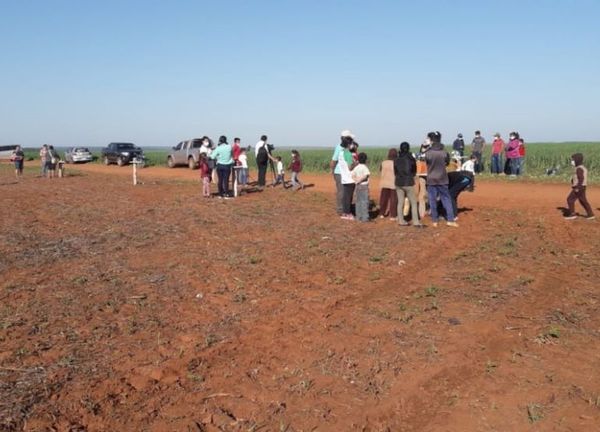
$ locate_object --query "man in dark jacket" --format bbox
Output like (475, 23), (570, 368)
(425, 132), (458, 227)
(453, 133), (465, 157)
(438, 170), (474, 219)
(393, 142), (421, 227)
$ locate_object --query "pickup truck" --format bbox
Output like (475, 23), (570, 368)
(101, 142), (145, 166)
(166, 138), (205, 169)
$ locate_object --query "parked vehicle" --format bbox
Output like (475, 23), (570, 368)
(101, 142), (144, 166)
(0, 145), (18, 160)
(167, 138), (205, 169)
(64, 147), (93, 163)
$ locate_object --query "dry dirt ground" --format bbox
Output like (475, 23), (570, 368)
(1, 163), (600, 432)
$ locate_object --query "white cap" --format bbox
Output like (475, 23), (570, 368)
(340, 130), (355, 139)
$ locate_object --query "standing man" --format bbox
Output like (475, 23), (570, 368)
(331, 130), (355, 215)
(490, 133), (505, 175)
(425, 131), (458, 227)
(471, 130), (486, 174)
(255, 135), (274, 188)
(452, 133), (465, 158)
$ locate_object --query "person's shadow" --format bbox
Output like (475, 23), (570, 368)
(556, 206), (569, 217)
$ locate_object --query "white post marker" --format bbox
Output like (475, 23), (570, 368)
(233, 165), (243, 197)
(132, 157), (144, 185)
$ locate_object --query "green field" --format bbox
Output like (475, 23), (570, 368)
(21, 142), (599, 182)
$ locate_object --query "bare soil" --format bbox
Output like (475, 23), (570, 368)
(1, 163), (600, 431)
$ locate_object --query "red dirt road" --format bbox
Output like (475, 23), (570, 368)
(1, 164), (599, 431)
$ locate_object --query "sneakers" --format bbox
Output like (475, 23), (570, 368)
(446, 221), (459, 228)
(340, 214), (354, 220)
(586, 215), (596, 220)
(564, 215), (577, 220)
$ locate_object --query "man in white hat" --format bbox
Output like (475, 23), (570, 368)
(330, 130), (355, 215)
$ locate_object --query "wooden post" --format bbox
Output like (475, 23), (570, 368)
(133, 160), (137, 185)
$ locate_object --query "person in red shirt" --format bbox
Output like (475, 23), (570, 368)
(491, 133), (505, 175)
(288, 150), (304, 190)
(230, 137), (242, 190)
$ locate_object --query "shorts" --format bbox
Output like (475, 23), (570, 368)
(15, 160), (24, 171)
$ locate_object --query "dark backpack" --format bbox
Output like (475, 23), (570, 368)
(256, 145), (268, 164)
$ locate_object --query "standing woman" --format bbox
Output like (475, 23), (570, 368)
(415, 141), (430, 218)
(338, 136), (356, 220)
(394, 142), (421, 227)
(39, 144), (49, 177)
(11, 145), (25, 179)
(505, 132), (521, 176)
(211, 135), (233, 198)
(378, 148), (398, 219)
(47, 145), (59, 178)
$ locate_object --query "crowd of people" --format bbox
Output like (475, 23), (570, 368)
(330, 129), (594, 224)
(197, 134), (305, 199)
(330, 130), (470, 226)
(452, 130), (527, 176)
(7, 132), (594, 222)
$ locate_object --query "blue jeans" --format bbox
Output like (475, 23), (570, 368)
(355, 184), (369, 222)
(510, 158), (522, 175)
(428, 184), (455, 222)
(491, 154), (503, 174)
(217, 164), (231, 196)
(237, 168), (248, 185)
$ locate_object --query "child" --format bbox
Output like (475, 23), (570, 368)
(273, 156), (285, 186)
(237, 148), (248, 188)
(351, 152), (370, 222)
(461, 155), (476, 173)
(199, 153), (211, 198)
(288, 150), (304, 190)
(564, 153), (595, 220)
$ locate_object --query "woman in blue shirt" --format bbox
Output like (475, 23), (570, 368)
(211, 136), (233, 198)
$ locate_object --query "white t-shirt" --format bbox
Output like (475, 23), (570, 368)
(461, 160), (475, 173)
(255, 140), (266, 157)
(276, 161), (284, 175)
(338, 152), (354, 184)
(238, 153), (248, 168)
(351, 163), (370, 185)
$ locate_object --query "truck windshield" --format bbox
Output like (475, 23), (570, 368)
(117, 144), (135, 149)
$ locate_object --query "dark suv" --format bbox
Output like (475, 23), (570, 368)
(101, 142), (144, 166)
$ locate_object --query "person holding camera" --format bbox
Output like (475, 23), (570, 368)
(254, 135), (275, 187)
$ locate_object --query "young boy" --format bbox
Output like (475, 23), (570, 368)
(237, 148), (248, 188)
(564, 153), (595, 220)
(351, 152), (370, 222)
(273, 156), (285, 186)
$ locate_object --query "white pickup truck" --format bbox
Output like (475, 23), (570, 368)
(166, 139), (206, 169)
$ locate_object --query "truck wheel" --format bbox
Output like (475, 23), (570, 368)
(117, 157), (125, 167)
(188, 157), (197, 169)
(103, 156), (110, 165)
(167, 157), (175, 168)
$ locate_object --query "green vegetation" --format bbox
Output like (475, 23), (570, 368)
(18, 142), (600, 181)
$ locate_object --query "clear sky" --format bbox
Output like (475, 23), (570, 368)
(1, 0), (599, 148)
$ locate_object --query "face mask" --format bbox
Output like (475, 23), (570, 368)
(571, 160), (576, 167)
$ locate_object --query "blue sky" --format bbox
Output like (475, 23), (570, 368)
(1, 0), (599, 148)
